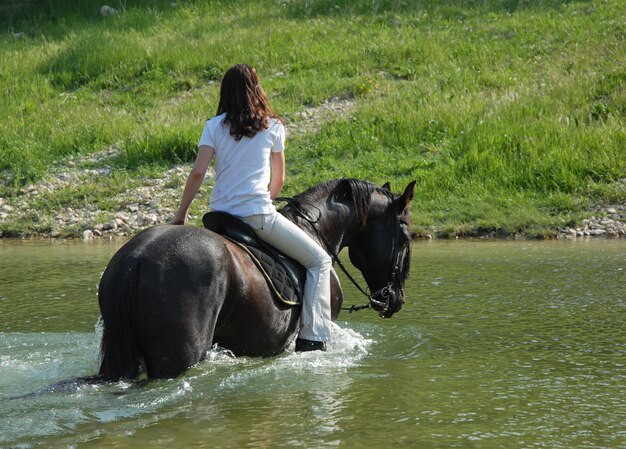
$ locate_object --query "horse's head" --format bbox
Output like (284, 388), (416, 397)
(340, 180), (416, 318)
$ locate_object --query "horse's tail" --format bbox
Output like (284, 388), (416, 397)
(98, 257), (141, 381)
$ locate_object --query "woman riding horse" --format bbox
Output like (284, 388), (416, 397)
(98, 178), (415, 380)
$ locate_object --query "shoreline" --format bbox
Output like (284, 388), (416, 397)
(1, 146), (624, 241)
(2, 189), (625, 242)
(1, 229), (625, 243)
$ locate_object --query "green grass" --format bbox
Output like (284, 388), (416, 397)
(1, 0), (624, 237)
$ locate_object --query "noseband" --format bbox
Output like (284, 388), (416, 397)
(277, 196), (406, 314)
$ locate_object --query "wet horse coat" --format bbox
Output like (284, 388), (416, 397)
(98, 179), (415, 380)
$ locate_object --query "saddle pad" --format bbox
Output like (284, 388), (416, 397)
(202, 211), (304, 306)
(227, 238), (302, 306)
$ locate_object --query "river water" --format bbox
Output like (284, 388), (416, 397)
(0, 238), (624, 448)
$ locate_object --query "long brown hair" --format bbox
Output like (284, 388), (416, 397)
(216, 64), (282, 141)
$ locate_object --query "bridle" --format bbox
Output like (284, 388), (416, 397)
(277, 196), (407, 314)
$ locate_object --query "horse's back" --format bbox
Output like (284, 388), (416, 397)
(103, 224), (223, 269)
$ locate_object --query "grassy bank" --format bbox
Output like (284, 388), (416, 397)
(1, 0), (624, 238)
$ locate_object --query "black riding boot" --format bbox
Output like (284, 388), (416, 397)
(295, 338), (327, 352)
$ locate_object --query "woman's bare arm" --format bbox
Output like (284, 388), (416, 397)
(269, 151), (285, 201)
(172, 145), (214, 225)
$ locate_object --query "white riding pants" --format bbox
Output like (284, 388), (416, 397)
(241, 212), (333, 343)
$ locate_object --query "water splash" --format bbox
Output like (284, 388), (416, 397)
(0, 322), (372, 448)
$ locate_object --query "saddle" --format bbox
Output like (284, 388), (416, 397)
(202, 211), (305, 306)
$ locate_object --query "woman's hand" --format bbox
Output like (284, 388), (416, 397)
(171, 214), (186, 225)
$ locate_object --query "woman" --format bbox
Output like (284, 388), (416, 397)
(172, 64), (332, 352)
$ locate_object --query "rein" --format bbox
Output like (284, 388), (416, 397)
(276, 196), (395, 314)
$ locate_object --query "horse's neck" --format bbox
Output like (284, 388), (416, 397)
(321, 215), (355, 253)
(308, 203), (363, 256)
(282, 181), (370, 255)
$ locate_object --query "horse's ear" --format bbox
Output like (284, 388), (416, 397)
(382, 182), (391, 191)
(397, 180), (416, 213)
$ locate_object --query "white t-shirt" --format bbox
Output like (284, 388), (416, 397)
(199, 113), (285, 216)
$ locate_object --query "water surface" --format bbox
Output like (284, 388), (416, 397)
(1, 238), (624, 448)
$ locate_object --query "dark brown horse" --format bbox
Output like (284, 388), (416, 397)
(98, 178), (415, 380)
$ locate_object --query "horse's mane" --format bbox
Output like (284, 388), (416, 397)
(286, 178), (381, 227)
